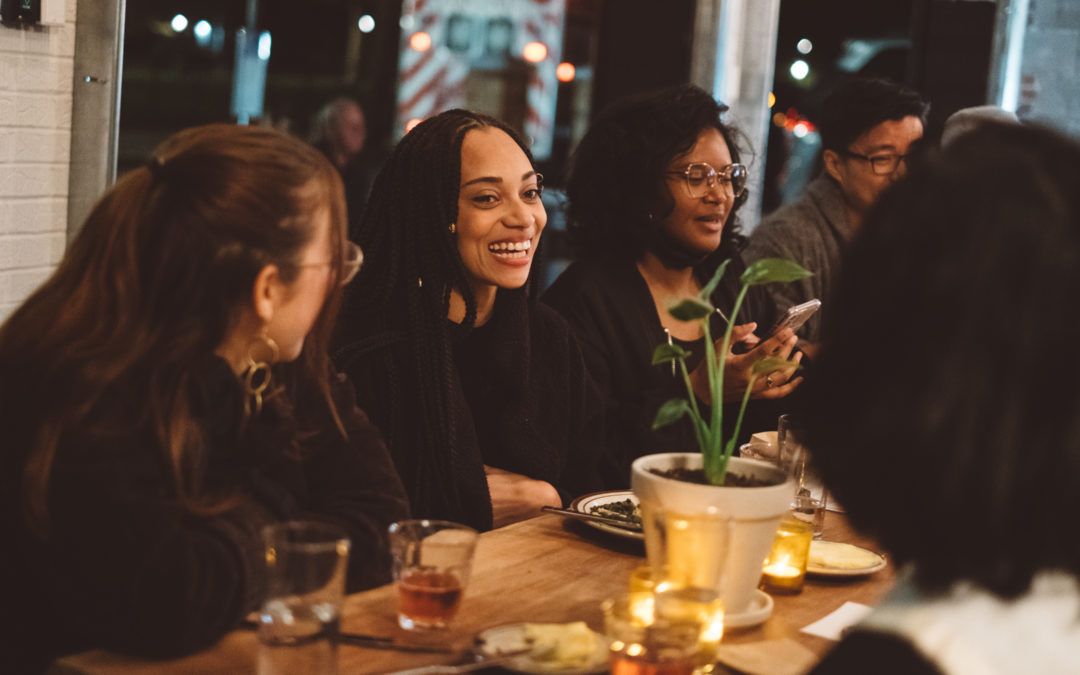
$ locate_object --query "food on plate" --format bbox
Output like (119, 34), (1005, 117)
(588, 498), (641, 526)
(809, 541), (883, 569)
(480, 621), (606, 672)
(523, 622), (605, 669)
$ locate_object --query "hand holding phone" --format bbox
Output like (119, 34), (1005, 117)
(770, 299), (821, 336)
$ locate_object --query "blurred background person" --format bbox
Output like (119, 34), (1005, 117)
(805, 121), (1080, 674)
(939, 104), (1020, 149)
(0, 124), (408, 673)
(543, 84), (802, 488)
(309, 98), (377, 238)
(746, 77), (928, 344)
(334, 109), (603, 531)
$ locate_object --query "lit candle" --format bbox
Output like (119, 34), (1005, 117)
(760, 517), (812, 594)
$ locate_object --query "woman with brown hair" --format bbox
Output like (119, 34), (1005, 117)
(0, 124), (408, 672)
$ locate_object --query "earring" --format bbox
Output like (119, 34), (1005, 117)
(448, 222), (456, 234)
(244, 329), (280, 415)
(647, 212), (654, 221)
(417, 277), (423, 288)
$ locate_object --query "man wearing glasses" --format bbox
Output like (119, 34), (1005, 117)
(746, 77), (929, 343)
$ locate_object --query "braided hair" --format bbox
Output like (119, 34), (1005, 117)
(337, 109), (537, 520)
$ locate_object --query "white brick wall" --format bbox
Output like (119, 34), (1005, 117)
(0, 4), (78, 324)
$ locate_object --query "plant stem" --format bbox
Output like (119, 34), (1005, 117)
(678, 358), (708, 455)
(705, 284), (751, 485)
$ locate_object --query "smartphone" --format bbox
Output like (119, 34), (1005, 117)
(770, 299), (821, 336)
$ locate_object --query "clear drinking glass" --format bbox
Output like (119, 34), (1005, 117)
(604, 593), (703, 675)
(389, 519), (479, 630)
(257, 521), (351, 675)
(778, 414), (828, 537)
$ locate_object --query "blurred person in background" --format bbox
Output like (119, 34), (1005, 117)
(334, 109), (603, 531)
(0, 124), (408, 673)
(309, 98), (377, 238)
(746, 77), (928, 343)
(805, 121), (1080, 674)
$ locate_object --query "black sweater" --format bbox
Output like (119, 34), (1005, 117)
(542, 254), (790, 487)
(335, 289), (605, 531)
(0, 357), (409, 673)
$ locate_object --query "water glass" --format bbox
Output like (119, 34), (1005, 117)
(791, 492), (827, 539)
(257, 521), (351, 675)
(389, 519), (479, 630)
(604, 593), (703, 675)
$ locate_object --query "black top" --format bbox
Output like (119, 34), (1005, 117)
(810, 631), (943, 674)
(542, 254), (789, 487)
(335, 289), (605, 531)
(0, 357), (409, 673)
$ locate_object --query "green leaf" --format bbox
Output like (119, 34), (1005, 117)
(652, 342), (690, 365)
(698, 258), (731, 301)
(750, 355), (803, 376)
(669, 298), (714, 322)
(740, 258), (813, 286)
(652, 398), (692, 430)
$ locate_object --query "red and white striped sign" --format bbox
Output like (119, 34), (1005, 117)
(395, 0), (566, 159)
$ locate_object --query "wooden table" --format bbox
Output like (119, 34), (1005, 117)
(53, 512), (894, 675)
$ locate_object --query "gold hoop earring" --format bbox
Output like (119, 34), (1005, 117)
(244, 331), (279, 415)
(448, 222), (456, 234)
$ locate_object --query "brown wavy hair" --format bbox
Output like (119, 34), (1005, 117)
(0, 123), (348, 533)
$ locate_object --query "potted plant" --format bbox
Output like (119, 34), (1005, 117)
(631, 258), (811, 621)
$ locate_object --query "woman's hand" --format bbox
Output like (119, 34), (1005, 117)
(690, 324), (803, 403)
(485, 466), (561, 529)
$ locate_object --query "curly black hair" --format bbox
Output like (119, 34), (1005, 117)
(565, 83), (749, 267)
(335, 109), (536, 518)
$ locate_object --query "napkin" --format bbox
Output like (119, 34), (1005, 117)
(800, 601), (873, 641)
(714, 638), (817, 675)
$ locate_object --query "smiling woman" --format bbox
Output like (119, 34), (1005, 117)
(543, 84), (804, 488)
(334, 109), (604, 531)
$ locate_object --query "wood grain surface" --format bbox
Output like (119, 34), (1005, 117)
(52, 511), (895, 675)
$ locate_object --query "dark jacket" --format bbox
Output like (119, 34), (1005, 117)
(0, 357), (409, 673)
(335, 289), (605, 531)
(542, 253), (787, 487)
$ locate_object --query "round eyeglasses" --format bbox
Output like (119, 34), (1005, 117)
(666, 162), (748, 200)
(298, 240), (364, 286)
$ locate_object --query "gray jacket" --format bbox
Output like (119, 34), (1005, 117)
(744, 174), (854, 342)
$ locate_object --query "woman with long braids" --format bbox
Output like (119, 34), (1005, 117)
(0, 124), (408, 672)
(334, 109), (603, 531)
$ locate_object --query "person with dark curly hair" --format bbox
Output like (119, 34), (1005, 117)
(804, 122), (1080, 674)
(334, 109), (603, 531)
(542, 84), (802, 487)
(0, 124), (409, 673)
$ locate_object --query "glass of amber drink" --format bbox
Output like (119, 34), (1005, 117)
(389, 519), (479, 630)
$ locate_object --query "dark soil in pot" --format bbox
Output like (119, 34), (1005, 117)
(649, 466), (781, 488)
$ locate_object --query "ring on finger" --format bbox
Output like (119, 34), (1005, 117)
(765, 374), (775, 388)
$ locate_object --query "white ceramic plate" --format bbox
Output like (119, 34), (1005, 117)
(725, 589), (774, 629)
(474, 623), (609, 675)
(568, 490), (644, 541)
(806, 541), (887, 577)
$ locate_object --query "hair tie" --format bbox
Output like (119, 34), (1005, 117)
(146, 155), (165, 182)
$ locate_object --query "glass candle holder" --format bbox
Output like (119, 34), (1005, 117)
(759, 516), (812, 594)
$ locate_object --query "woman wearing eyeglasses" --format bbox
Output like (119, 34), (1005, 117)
(334, 109), (603, 532)
(0, 124), (408, 672)
(543, 84), (802, 488)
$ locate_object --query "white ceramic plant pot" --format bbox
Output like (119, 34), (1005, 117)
(631, 453), (794, 616)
